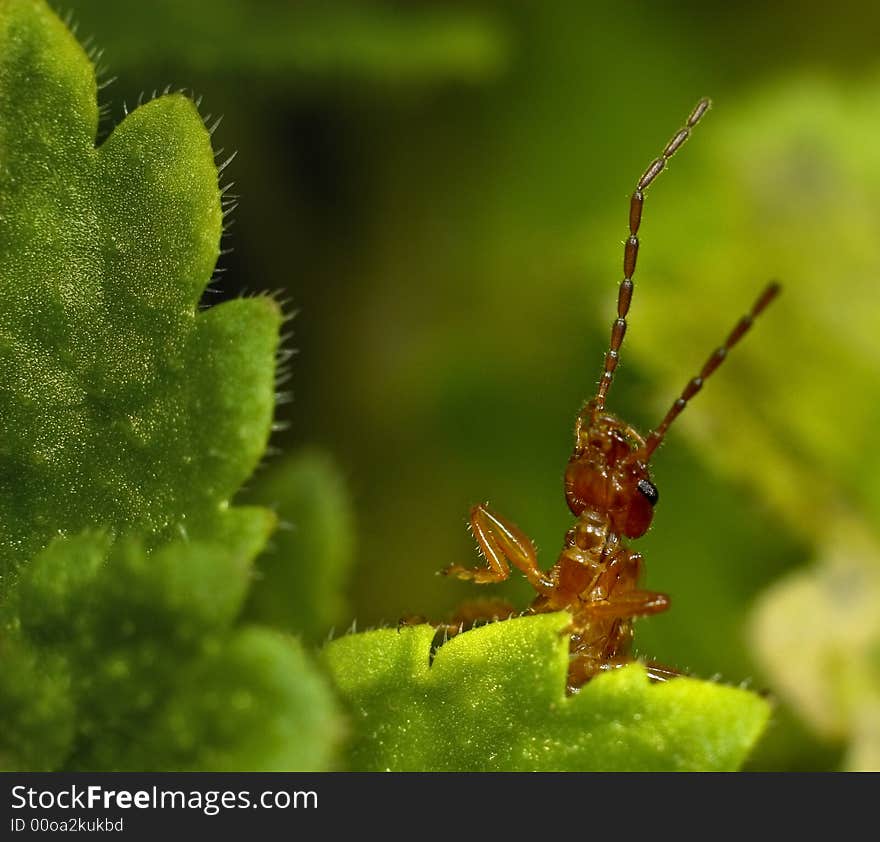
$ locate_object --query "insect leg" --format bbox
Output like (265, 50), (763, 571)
(584, 589), (670, 618)
(450, 596), (518, 626)
(443, 504), (552, 592)
(642, 661), (683, 682)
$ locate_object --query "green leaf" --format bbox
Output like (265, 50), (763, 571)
(0, 1), (343, 772)
(142, 627), (341, 772)
(0, 636), (74, 772)
(323, 613), (770, 771)
(5, 529), (342, 771)
(0, 0), (280, 589)
(241, 449), (355, 641)
(66, 0), (510, 85)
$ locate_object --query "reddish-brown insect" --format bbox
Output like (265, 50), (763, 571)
(442, 98), (780, 692)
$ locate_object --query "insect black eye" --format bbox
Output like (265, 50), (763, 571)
(637, 479), (659, 506)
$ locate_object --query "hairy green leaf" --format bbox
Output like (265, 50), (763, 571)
(0, 0), (279, 589)
(0, 0), (344, 773)
(142, 626), (341, 773)
(242, 450), (355, 641)
(4, 529), (342, 771)
(323, 613), (770, 771)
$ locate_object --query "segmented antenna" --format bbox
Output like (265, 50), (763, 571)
(643, 281), (781, 459)
(594, 97), (712, 412)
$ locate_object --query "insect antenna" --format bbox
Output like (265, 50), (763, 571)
(594, 97), (712, 412)
(643, 281), (781, 460)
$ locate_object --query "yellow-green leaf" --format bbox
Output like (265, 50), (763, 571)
(323, 613), (770, 771)
(0, 0), (279, 589)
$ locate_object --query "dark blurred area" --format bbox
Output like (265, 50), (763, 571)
(68, 0), (880, 770)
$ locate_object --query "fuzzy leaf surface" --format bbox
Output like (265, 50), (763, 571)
(0, 0), (279, 588)
(323, 613), (770, 771)
(2, 528), (342, 771)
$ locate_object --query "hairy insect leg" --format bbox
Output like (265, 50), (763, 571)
(450, 596), (518, 626)
(643, 661), (683, 682)
(567, 652), (632, 692)
(399, 596), (517, 639)
(590, 548), (643, 600)
(584, 589), (670, 619)
(443, 504), (552, 592)
(397, 613), (429, 630)
(425, 597), (522, 651)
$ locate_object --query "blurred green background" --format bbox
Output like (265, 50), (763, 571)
(67, 0), (880, 770)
